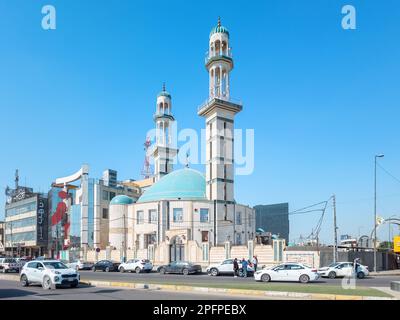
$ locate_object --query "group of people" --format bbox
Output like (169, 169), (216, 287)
(233, 256), (258, 278)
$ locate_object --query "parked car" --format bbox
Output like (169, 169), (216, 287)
(318, 262), (369, 279)
(206, 259), (255, 277)
(118, 259), (153, 273)
(254, 263), (320, 283)
(66, 260), (94, 271)
(157, 261), (202, 275)
(0, 258), (19, 273)
(20, 260), (80, 289)
(92, 260), (120, 272)
(15, 258), (29, 271)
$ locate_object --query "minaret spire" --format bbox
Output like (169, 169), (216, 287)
(151, 84), (178, 182)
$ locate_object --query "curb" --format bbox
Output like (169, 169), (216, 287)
(79, 279), (395, 300)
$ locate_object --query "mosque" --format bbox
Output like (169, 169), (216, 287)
(107, 19), (256, 264)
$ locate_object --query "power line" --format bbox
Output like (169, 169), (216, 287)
(377, 162), (400, 185)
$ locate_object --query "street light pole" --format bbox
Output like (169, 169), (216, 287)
(374, 154), (384, 273)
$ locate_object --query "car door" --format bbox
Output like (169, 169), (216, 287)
(270, 264), (286, 281)
(97, 260), (104, 271)
(286, 264), (303, 281)
(219, 259), (234, 274)
(25, 262), (40, 283)
(342, 263), (353, 277)
(35, 262), (46, 283)
(166, 262), (175, 273)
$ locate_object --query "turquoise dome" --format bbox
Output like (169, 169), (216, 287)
(137, 168), (206, 203)
(157, 91), (171, 99)
(210, 18), (229, 38)
(110, 195), (135, 205)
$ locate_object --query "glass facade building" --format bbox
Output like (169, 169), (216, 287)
(254, 203), (289, 243)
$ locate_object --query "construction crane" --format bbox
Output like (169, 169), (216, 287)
(141, 136), (152, 179)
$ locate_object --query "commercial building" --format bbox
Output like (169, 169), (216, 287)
(0, 222), (4, 254)
(4, 172), (48, 257)
(48, 166), (140, 259)
(254, 203), (289, 244)
(108, 19), (256, 264)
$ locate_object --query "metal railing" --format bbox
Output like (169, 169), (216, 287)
(198, 96), (243, 112)
(205, 48), (233, 64)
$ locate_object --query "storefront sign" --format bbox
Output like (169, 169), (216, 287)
(394, 236), (400, 253)
(37, 197), (48, 245)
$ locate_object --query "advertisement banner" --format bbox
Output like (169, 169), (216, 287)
(37, 196), (48, 245)
(394, 236), (400, 253)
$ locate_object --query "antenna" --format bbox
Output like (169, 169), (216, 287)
(15, 169), (19, 189)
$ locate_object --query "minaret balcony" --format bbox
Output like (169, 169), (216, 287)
(198, 97), (242, 117)
(153, 112), (175, 121)
(205, 50), (233, 68)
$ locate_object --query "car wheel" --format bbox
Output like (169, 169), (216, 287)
(299, 274), (310, 284)
(92, 266), (96, 272)
(238, 269), (244, 277)
(20, 274), (29, 287)
(210, 268), (218, 277)
(357, 272), (365, 279)
(261, 273), (271, 282)
(135, 267), (141, 274)
(159, 268), (166, 274)
(105, 267), (110, 272)
(328, 271), (336, 279)
(119, 267), (125, 273)
(182, 268), (189, 276)
(42, 276), (52, 290)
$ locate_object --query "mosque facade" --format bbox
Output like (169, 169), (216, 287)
(108, 19), (256, 264)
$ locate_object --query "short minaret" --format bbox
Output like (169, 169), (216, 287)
(151, 84), (178, 182)
(198, 18), (242, 242)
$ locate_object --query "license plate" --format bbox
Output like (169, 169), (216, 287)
(68, 278), (74, 281)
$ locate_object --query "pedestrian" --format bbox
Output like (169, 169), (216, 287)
(233, 258), (239, 278)
(241, 258), (248, 278)
(251, 255), (258, 272)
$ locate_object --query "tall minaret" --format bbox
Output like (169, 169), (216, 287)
(198, 18), (242, 243)
(151, 84), (178, 182)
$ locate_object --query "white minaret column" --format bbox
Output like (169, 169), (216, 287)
(198, 18), (243, 245)
(151, 84), (178, 182)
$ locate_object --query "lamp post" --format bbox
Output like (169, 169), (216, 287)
(374, 154), (384, 273)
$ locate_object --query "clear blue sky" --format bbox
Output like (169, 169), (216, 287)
(1, 0), (400, 244)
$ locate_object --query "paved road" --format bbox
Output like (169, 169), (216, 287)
(77, 270), (399, 288)
(0, 280), (276, 300)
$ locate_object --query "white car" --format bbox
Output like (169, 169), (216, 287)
(254, 263), (320, 283)
(20, 260), (80, 290)
(318, 262), (369, 279)
(0, 258), (19, 273)
(206, 259), (255, 277)
(118, 259), (153, 273)
(66, 259), (94, 271)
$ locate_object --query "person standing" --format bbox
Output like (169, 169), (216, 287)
(241, 258), (248, 278)
(233, 258), (239, 278)
(251, 255), (258, 272)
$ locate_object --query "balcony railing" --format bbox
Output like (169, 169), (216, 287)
(205, 48), (233, 64)
(198, 96), (243, 112)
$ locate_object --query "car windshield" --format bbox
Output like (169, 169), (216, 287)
(5, 259), (16, 263)
(43, 262), (68, 269)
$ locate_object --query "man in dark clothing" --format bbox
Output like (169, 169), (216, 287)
(241, 258), (248, 277)
(233, 258), (239, 278)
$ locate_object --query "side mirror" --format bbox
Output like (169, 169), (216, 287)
(38, 267), (44, 271)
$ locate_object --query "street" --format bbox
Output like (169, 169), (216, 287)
(0, 279), (278, 300)
(77, 270), (399, 288)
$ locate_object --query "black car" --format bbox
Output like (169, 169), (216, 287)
(92, 260), (120, 272)
(157, 261), (202, 275)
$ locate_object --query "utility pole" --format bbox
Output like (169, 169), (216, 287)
(374, 154), (384, 272)
(333, 194), (338, 264)
(123, 213), (127, 262)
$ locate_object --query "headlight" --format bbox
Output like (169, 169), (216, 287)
(51, 270), (61, 274)
(54, 276), (60, 281)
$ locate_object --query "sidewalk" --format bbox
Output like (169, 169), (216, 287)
(369, 270), (400, 276)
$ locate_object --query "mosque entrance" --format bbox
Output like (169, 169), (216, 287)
(170, 236), (184, 262)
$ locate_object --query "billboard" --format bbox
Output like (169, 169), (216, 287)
(36, 196), (48, 246)
(394, 236), (400, 253)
